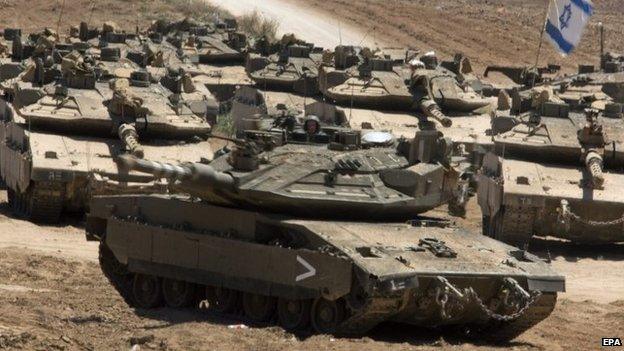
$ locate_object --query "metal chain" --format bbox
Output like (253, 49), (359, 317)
(432, 277), (540, 322)
(468, 289), (542, 322)
(569, 211), (624, 227)
(559, 200), (624, 227)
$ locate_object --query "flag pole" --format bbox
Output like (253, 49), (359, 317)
(534, 0), (552, 67)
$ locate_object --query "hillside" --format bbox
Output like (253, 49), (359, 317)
(292, 0), (624, 73)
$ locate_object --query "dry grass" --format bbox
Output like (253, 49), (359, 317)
(237, 10), (280, 40)
(161, 0), (231, 23)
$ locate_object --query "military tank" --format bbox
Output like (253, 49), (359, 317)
(319, 46), (416, 109)
(410, 54), (493, 115)
(0, 52), (215, 223)
(319, 49), (491, 123)
(177, 30), (248, 64)
(246, 37), (322, 96)
(86, 122), (563, 340)
(478, 83), (624, 246)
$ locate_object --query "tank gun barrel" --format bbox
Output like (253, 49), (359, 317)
(585, 151), (605, 188)
(118, 124), (145, 159)
(118, 155), (235, 190)
(118, 154), (193, 180)
(419, 99), (452, 127)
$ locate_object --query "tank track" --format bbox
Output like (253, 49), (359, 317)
(487, 206), (535, 247)
(99, 241), (557, 338)
(99, 241), (135, 306)
(480, 292), (557, 342)
(8, 183), (64, 223)
(27, 182), (65, 223)
(99, 241), (384, 335)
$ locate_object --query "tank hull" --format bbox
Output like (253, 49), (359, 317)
(478, 154), (624, 245)
(87, 194), (564, 338)
(0, 121), (213, 222)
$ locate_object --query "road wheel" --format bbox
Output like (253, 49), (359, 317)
(205, 286), (239, 314)
(311, 298), (345, 334)
(132, 274), (163, 309)
(162, 278), (196, 308)
(277, 298), (311, 331)
(242, 293), (276, 323)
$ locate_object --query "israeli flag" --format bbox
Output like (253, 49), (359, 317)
(545, 0), (593, 55)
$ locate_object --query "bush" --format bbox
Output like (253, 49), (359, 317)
(165, 0), (231, 22)
(238, 10), (279, 40)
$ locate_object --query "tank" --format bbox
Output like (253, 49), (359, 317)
(319, 49), (491, 121)
(85, 123), (564, 340)
(177, 31), (248, 64)
(319, 46), (416, 109)
(246, 38), (323, 96)
(478, 82), (624, 246)
(0, 51), (215, 223)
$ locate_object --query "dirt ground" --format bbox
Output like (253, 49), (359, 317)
(1, 0), (624, 349)
(0, 0), (225, 34)
(1, 242), (623, 351)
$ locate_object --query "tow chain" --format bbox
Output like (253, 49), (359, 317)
(558, 199), (624, 227)
(432, 276), (540, 322)
(468, 288), (541, 322)
(434, 277), (469, 320)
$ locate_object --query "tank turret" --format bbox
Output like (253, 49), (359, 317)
(118, 125), (468, 219)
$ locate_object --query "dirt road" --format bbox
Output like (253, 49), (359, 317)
(0, 192), (97, 262)
(209, 0), (382, 48)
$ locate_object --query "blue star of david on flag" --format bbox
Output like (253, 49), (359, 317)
(545, 0), (593, 55)
(559, 4), (572, 29)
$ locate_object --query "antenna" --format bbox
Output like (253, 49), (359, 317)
(56, 0), (67, 35)
(533, 0), (551, 68)
(338, 22), (342, 46)
(88, 0), (96, 27)
(599, 22), (605, 69)
(134, 4), (140, 35)
(303, 72), (307, 108)
(357, 26), (374, 47)
(349, 82), (354, 122)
